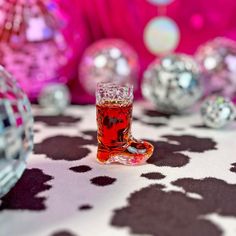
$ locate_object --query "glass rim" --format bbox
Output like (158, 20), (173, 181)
(96, 82), (134, 104)
(96, 82), (133, 91)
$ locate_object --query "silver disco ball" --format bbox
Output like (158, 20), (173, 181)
(78, 39), (139, 95)
(39, 84), (71, 114)
(201, 96), (236, 129)
(0, 66), (33, 198)
(142, 54), (203, 114)
(196, 37), (236, 98)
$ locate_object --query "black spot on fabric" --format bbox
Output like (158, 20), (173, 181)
(148, 142), (189, 167)
(0, 168), (52, 211)
(173, 178), (236, 216)
(133, 116), (140, 121)
(163, 135), (217, 153)
(141, 121), (166, 127)
(82, 130), (97, 145)
(144, 109), (171, 119)
(79, 204), (93, 210)
(51, 230), (77, 236)
(34, 136), (94, 161)
(70, 165), (92, 173)
(34, 115), (81, 126)
(174, 127), (185, 131)
(192, 124), (208, 129)
(141, 172), (165, 180)
(147, 135), (217, 167)
(90, 176), (116, 186)
(112, 177), (236, 236)
(132, 116), (167, 127)
(230, 163), (236, 173)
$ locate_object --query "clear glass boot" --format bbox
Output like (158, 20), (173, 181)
(96, 82), (154, 165)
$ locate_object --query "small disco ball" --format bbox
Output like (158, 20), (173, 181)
(79, 39), (139, 95)
(196, 37), (236, 98)
(0, 66), (33, 198)
(142, 54), (202, 114)
(39, 84), (71, 114)
(201, 96), (235, 129)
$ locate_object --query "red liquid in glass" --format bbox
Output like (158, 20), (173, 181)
(96, 101), (132, 163)
(96, 101), (154, 165)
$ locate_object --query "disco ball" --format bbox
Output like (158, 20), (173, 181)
(196, 37), (236, 98)
(0, 66), (33, 198)
(79, 39), (139, 95)
(142, 54), (202, 114)
(201, 96), (235, 129)
(0, 0), (70, 100)
(39, 84), (71, 114)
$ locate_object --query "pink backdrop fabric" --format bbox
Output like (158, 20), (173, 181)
(58, 0), (236, 104)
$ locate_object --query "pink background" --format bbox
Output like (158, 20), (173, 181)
(57, 0), (236, 103)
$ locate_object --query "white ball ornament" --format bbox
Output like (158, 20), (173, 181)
(144, 17), (180, 55)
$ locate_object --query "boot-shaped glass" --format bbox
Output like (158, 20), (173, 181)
(96, 82), (154, 165)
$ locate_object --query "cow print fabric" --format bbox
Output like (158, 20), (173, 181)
(0, 102), (236, 236)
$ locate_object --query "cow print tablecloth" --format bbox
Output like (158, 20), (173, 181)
(0, 102), (236, 236)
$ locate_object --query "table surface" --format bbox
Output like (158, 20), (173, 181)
(0, 102), (236, 236)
